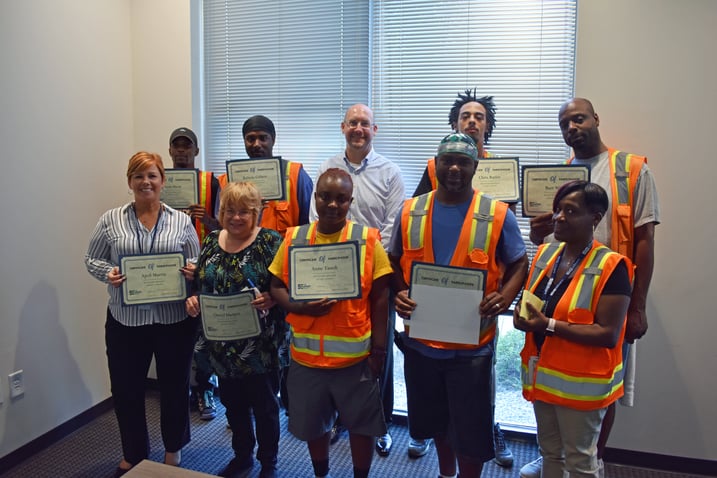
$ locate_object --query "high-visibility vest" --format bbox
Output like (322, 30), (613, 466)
(280, 221), (378, 368)
(520, 241), (632, 410)
(218, 161), (304, 237)
(260, 161), (303, 236)
(426, 151), (492, 190)
(567, 148), (645, 259)
(194, 171), (214, 244)
(399, 190), (507, 349)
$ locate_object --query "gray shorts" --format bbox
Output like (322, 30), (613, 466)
(287, 359), (387, 441)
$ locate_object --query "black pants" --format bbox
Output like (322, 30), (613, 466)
(105, 311), (195, 465)
(219, 370), (281, 467)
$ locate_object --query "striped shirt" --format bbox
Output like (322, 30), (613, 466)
(84, 202), (200, 327)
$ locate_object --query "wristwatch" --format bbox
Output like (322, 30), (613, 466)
(545, 318), (556, 336)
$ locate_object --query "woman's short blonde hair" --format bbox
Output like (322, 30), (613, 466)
(218, 182), (263, 229)
(126, 151), (165, 181)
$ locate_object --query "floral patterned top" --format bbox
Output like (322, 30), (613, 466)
(194, 228), (288, 378)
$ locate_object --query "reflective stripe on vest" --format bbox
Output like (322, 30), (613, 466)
(611, 151), (631, 207)
(407, 191), (496, 252)
(533, 364), (624, 403)
(195, 171), (213, 243)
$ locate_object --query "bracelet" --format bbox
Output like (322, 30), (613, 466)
(545, 318), (556, 336)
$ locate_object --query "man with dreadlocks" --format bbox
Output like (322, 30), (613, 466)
(408, 89), (516, 468)
(413, 88), (498, 196)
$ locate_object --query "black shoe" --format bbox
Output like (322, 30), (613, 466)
(493, 423), (514, 467)
(259, 465), (278, 478)
(329, 424), (346, 445)
(219, 457), (253, 477)
(375, 432), (393, 456)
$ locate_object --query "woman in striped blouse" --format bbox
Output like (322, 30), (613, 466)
(84, 152), (200, 476)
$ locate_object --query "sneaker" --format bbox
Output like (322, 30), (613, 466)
(407, 437), (432, 458)
(219, 456), (253, 478)
(493, 423), (514, 467)
(200, 389), (217, 420)
(519, 457), (542, 478)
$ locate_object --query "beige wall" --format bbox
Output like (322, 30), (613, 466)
(575, 0), (717, 459)
(1, 0), (715, 464)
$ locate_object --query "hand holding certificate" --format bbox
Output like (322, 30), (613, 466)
(199, 292), (262, 341)
(407, 262), (486, 345)
(120, 252), (187, 306)
(288, 242), (361, 301)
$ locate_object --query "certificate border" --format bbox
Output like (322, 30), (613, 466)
(288, 241), (362, 301)
(520, 164), (591, 217)
(225, 156), (286, 201)
(408, 261), (486, 299)
(199, 291), (262, 341)
(472, 156), (520, 203)
(119, 252), (187, 306)
(161, 168), (200, 209)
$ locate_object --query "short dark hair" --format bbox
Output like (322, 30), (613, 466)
(448, 88), (496, 144)
(552, 180), (608, 215)
(317, 167), (353, 190)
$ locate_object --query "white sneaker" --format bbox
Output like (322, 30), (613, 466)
(519, 456), (542, 478)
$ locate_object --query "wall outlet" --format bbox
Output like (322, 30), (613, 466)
(9, 370), (24, 399)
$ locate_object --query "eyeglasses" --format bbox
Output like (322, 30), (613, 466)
(346, 120), (373, 129)
(223, 209), (253, 218)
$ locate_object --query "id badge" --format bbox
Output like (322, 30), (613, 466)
(528, 355), (539, 382)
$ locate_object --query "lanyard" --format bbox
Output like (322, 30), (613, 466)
(132, 205), (162, 254)
(541, 242), (592, 312)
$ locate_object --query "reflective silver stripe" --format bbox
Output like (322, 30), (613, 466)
(291, 224), (313, 246)
(614, 151), (630, 205)
(407, 193), (431, 249)
(292, 335), (321, 355)
(471, 194), (494, 251)
(348, 223), (366, 246)
(528, 243), (562, 290)
(574, 247), (612, 310)
(535, 364), (624, 400)
(323, 336), (371, 357)
(292, 334), (370, 357)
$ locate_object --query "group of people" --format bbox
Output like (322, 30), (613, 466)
(84, 91), (659, 478)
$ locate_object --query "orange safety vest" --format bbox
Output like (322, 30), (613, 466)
(567, 148), (645, 259)
(426, 151), (493, 190)
(399, 190), (507, 349)
(520, 241), (633, 411)
(194, 171), (214, 244)
(218, 161), (303, 237)
(280, 221), (378, 369)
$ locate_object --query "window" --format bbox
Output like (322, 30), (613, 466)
(198, 0), (577, 429)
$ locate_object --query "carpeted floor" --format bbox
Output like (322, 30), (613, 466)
(0, 391), (707, 478)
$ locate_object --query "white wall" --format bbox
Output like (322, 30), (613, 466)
(575, 0), (717, 460)
(0, 0), (190, 459)
(0, 0), (715, 465)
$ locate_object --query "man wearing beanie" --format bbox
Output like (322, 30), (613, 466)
(218, 115), (313, 238)
(168, 126), (221, 421)
(390, 133), (528, 478)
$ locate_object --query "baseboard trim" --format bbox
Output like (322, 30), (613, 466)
(499, 427), (717, 476)
(0, 397), (114, 474)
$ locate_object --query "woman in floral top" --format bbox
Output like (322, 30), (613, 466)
(186, 182), (286, 478)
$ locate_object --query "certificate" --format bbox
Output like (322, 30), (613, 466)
(288, 242), (361, 301)
(521, 165), (591, 217)
(161, 169), (199, 209)
(226, 157), (285, 201)
(199, 292), (262, 341)
(472, 157), (520, 203)
(120, 252), (187, 306)
(407, 262), (485, 345)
